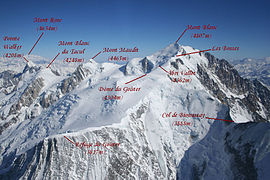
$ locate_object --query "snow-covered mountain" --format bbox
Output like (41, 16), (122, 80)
(229, 57), (270, 88)
(0, 44), (269, 179)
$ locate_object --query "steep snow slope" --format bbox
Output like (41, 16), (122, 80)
(0, 43), (269, 179)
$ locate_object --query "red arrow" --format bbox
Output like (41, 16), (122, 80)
(22, 56), (29, 63)
(47, 53), (60, 68)
(28, 32), (44, 55)
(125, 74), (147, 84)
(64, 136), (74, 144)
(159, 65), (169, 74)
(176, 49), (211, 57)
(205, 117), (234, 122)
(175, 28), (187, 44)
(91, 51), (102, 60)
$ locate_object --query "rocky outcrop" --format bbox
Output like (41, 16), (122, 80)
(140, 57), (154, 73)
(178, 121), (270, 180)
(197, 64), (227, 104)
(0, 77), (44, 135)
(0, 70), (21, 95)
(170, 58), (184, 70)
(204, 53), (250, 95)
(60, 65), (91, 94)
(197, 53), (270, 122)
(8, 78), (44, 115)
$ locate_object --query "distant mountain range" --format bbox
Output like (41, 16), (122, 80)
(229, 57), (270, 88)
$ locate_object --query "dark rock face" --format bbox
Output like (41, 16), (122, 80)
(170, 58), (184, 70)
(224, 123), (267, 180)
(0, 70), (21, 95)
(9, 78), (44, 115)
(124, 57), (154, 75)
(0, 77), (44, 135)
(22, 63), (41, 74)
(252, 80), (270, 113)
(0, 139), (55, 180)
(139, 57), (154, 74)
(204, 53), (250, 95)
(225, 126), (258, 180)
(197, 64), (227, 104)
(60, 65), (90, 94)
(40, 92), (57, 109)
(170, 61), (178, 70)
(177, 121), (270, 180)
(197, 53), (270, 122)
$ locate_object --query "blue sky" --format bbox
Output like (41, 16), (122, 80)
(0, 0), (269, 63)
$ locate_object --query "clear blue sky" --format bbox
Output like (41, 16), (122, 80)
(0, 0), (269, 63)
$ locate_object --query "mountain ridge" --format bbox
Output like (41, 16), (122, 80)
(0, 43), (269, 179)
